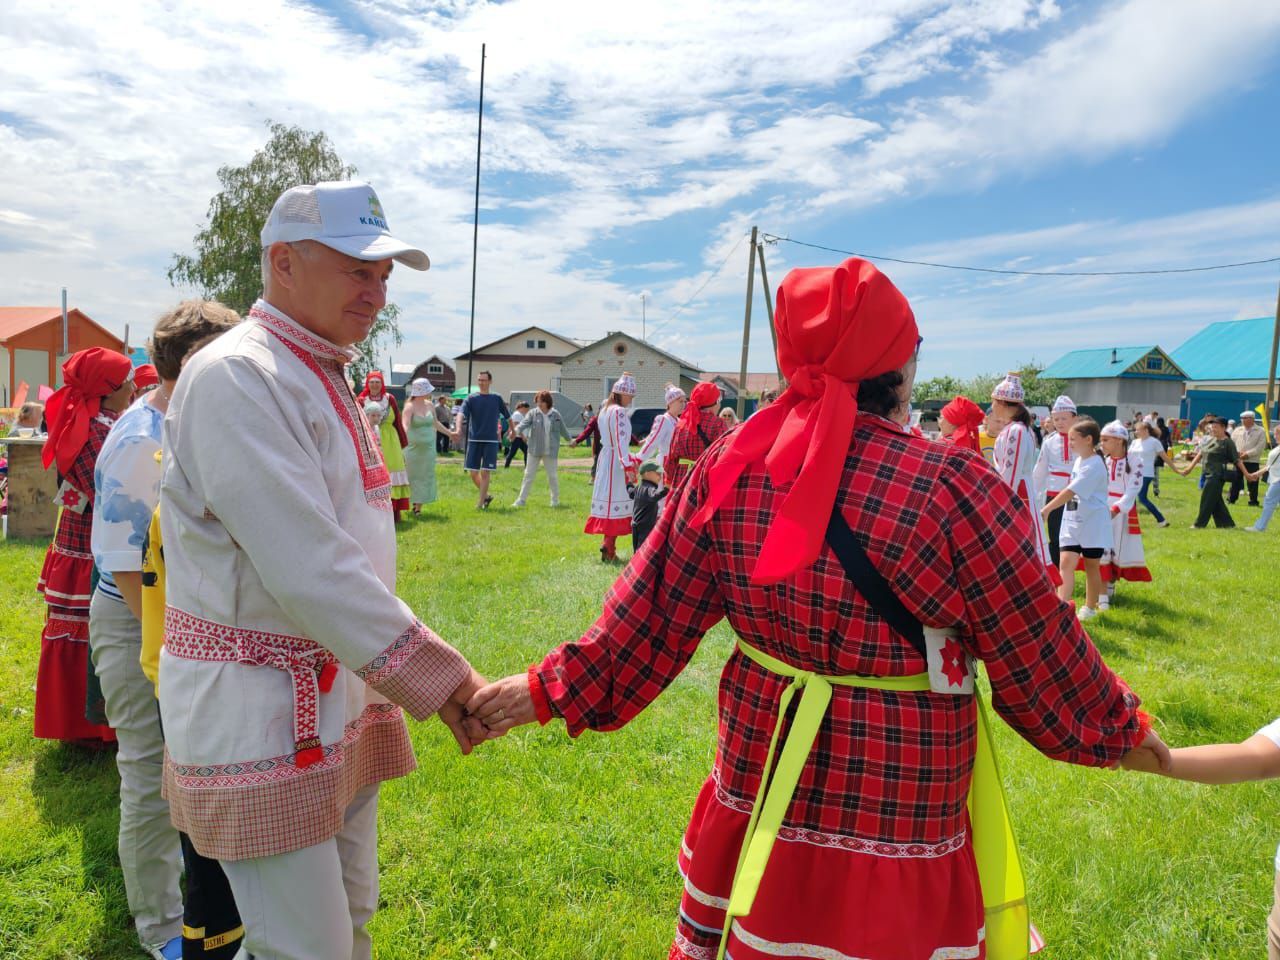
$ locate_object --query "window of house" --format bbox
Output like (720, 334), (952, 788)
(537, 339), (547, 349)
(1145, 355), (1163, 371)
(527, 339), (536, 349)
(428, 363), (443, 375)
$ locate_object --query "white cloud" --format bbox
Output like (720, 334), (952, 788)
(0, 0), (1276, 380)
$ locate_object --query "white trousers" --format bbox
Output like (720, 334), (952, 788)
(89, 590), (184, 948)
(515, 453), (560, 506)
(223, 785), (379, 960)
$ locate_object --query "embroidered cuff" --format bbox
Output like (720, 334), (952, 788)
(357, 621), (470, 721)
(528, 664), (553, 726)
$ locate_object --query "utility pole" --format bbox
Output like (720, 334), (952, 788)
(1267, 278), (1280, 439)
(465, 43), (486, 394)
(737, 226), (758, 420)
(642, 293), (647, 341)
(754, 240), (785, 386)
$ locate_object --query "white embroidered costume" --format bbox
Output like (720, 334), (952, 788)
(994, 421), (1059, 583)
(159, 301), (470, 862)
(1103, 451), (1151, 582)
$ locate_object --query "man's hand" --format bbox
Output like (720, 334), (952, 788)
(466, 673), (537, 735)
(439, 668), (490, 755)
(1120, 729), (1173, 774)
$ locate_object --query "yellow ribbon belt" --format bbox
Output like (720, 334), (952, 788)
(719, 639), (1029, 960)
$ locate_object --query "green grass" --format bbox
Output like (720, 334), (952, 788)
(2, 461), (1279, 958)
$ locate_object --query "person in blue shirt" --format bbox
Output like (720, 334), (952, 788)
(456, 370), (510, 509)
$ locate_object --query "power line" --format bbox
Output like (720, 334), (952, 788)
(647, 233), (748, 337)
(761, 233), (1280, 277)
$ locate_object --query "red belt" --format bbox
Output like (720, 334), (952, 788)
(163, 607), (338, 767)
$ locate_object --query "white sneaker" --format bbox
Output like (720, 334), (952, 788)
(1098, 596), (1111, 610)
(512, 500), (525, 508)
(1246, 525), (1262, 533)
(1077, 605), (1099, 621)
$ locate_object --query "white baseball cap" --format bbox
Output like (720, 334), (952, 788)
(260, 181), (430, 270)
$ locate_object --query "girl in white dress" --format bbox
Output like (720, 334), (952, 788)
(636, 385), (686, 481)
(1099, 420), (1151, 606)
(1042, 419), (1110, 620)
(585, 373), (639, 562)
(989, 372), (1061, 586)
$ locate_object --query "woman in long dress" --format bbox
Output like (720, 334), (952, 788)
(988, 372), (1062, 586)
(467, 257), (1166, 960)
(584, 373), (638, 562)
(35, 347), (135, 744)
(401, 378), (444, 512)
(358, 371), (410, 521)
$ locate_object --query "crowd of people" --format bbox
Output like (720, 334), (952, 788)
(19, 179), (1280, 960)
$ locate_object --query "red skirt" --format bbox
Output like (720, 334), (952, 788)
(34, 546), (115, 744)
(584, 516), (632, 537)
(669, 774), (986, 960)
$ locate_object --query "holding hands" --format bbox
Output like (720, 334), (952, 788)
(436, 671), (540, 753)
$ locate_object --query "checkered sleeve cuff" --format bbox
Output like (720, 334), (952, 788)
(357, 620), (470, 721)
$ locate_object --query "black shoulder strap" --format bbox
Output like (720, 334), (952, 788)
(825, 506), (927, 660)
(697, 425), (711, 447)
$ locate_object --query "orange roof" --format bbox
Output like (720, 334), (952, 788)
(0, 307), (123, 347)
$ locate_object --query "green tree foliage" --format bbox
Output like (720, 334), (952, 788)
(913, 364), (1067, 408)
(169, 121), (401, 372)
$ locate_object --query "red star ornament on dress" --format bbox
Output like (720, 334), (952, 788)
(62, 489), (81, 508)
(941, 636), (969, 688)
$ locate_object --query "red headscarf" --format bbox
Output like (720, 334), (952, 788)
(940, 396), (984, 454)
(133, 363), (160, 389)
(691, 257), (918, 584)
(364, 371), (385, 397)
(683, 381), (721, 427)
(42, 347), (134, 473)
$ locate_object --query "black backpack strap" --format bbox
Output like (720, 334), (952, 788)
(697, 425), (712, 447)
(825, 505), (927, 661)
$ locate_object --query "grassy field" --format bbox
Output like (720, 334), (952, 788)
(2, 456), (1279, 959)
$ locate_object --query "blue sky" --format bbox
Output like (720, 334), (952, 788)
(1, 0), (1278, 380)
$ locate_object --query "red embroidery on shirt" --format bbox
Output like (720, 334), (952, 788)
(254, 312), (392, 510)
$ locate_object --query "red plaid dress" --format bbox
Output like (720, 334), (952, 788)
(536, 413), (1146, 960)
(34, 410), (118, 743)
(664, 407), (728, 490)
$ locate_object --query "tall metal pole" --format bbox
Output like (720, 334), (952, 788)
(737, 226), (758, 420)
(642, 293), (646, 341)
(1266, 277), (1280, 440)
(755, 242), (784, 386)
(466, 43), (486, 394)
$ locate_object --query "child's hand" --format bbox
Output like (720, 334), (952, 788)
(1120, 729), (1173, 774)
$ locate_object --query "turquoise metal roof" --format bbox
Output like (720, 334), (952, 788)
(1171, 316), (1274, 381)
(1041, 346), (1184, 380)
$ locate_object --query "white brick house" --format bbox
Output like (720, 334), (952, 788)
(454, 326), (581, 400)
(558, 332), (702, 410)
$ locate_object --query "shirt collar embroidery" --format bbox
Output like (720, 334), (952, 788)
(249, 299), (354, 364)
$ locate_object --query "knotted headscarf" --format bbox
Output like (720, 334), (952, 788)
(683, 381), (721, 427)
(940, 396), (985, 454)
(691, 257), (918, 584)
(363, 371), (385, 397)
(42, 347), (134, 474)
(133, 364), (160, 390)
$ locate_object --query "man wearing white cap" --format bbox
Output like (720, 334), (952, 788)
(1230, 410), (1267, 506)
(1033, 395), (1078, 567)
(159, 181), (486, 960)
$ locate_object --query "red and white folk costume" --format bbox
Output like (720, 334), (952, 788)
(527, 259), (1148, 960)
(585, 374), (640, 545)
(159, 300), (471, 948)
(664, 381), (728, 489)
(1101, 422), (1151, 584)
(636, 384), (686, 473)
(991, 374), (1060, 586)
(34, 347), (134, 743)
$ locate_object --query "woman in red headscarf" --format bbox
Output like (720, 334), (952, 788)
(35, 346), (135, 744)
(940, 395), (986, 455)
(466, 258), (1164, 960)
(664, 380), (728, 489)
(358, 371), (411, 520)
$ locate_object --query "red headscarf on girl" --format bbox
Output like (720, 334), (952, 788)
(691, 257), (918, 584)
(364, 371), (385, 396)
(940, 395), (984, 454)
(41, 347), (134, 474)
